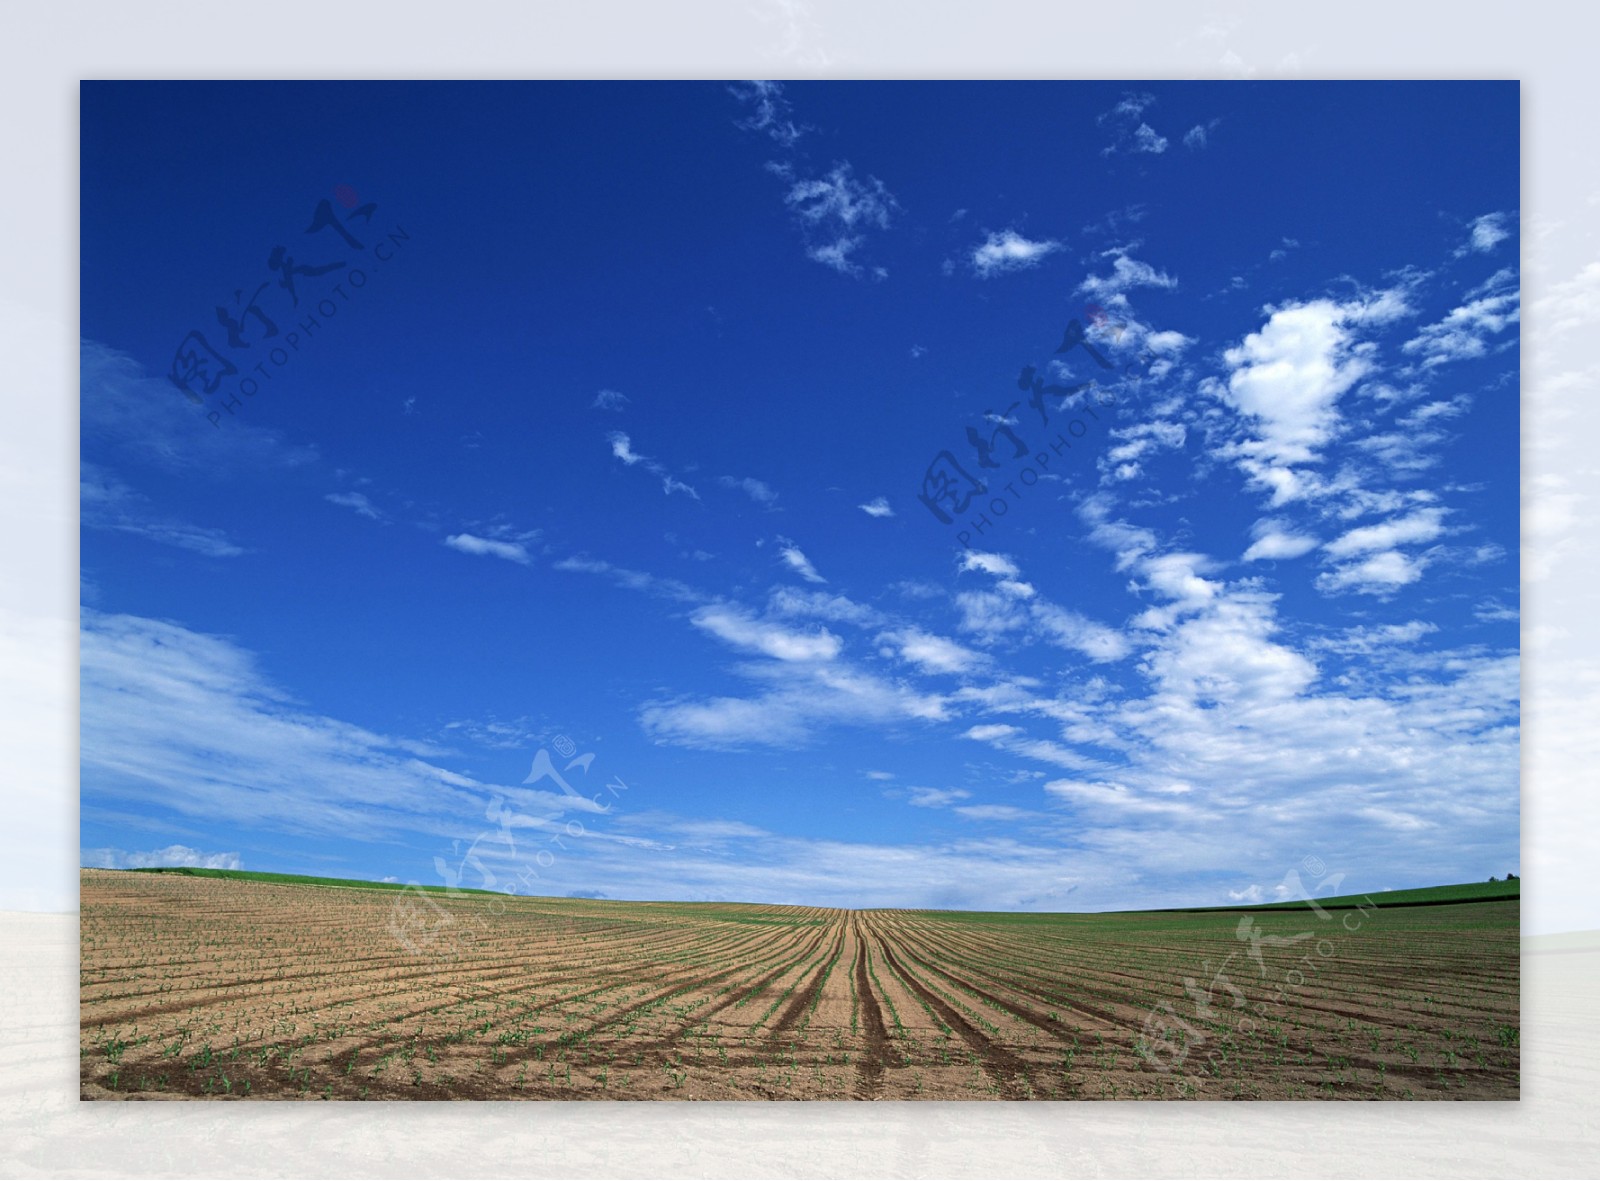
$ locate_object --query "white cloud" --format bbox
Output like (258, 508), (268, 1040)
(1324, 508), (1446, 558)
(640, 660), (947, 750)
(960, 551), (1020, 578)
(80, 464), (246, 558)
(591, 388), (629, 412)
(1132, 124), (1168, 154)
(906, 787), (971, 808)
(325, 491), (381, 520)
(964, 722), (1020, 743)
(730, 80), (805, 147)
(607, 432), (699, 498)
(1316, 549), (1428, 595)
(880, 627), (985, 675)
(1313, 621), (1438, 656)
(956, 548), (1127, 662)
(970, 230), (1061, 278)
(808, 237), (864, 274)
(865, 770), (896, 781)
(1098, 93), (1168, 155)
(858, 497), (894, 518)
(780, 162), (898, 278)
(82, 844), (242, 871)
(767, 587), (883, 628)
(444, 533), (532, 565)
(777, 540), (826, 584)
(1106, 93), (1154, 120)
(1243, 518), (1319, 562)
(953, 804), (1037, 822)
(1213, 290), (1413, 501)
(608, 431), (646, 466)
(720, 475), (778, 505)
(1402, 281), (1519, 367)
(82, 340), (320, 475)
(1459, 212), (1512, 255)
(550, 555), (702, 604)
(1474, 598), (1519, 623)
(1029, 602), (1130, 662)
(691, 604), (842, 662)
(1075, 250), (1178, 300)
(1183, 123), (1213, 149)
(81, 611), (582, 849)
(954, 590), (1030, 640)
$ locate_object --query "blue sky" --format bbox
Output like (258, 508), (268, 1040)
(79, 80), (1520, 911)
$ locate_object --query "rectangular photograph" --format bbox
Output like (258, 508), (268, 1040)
(79, 80), (1520, 1101)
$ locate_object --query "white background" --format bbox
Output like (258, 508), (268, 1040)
(1, 1), (1595, 1175)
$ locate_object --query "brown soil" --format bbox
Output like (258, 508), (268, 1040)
(79, 870), (1519, 1101)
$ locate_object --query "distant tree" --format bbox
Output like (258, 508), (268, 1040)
(1488, 875), (1498, 883)
(1508, 872), (1518, 880)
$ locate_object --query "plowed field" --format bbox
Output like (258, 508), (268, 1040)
(79, 869), (1519, 1100)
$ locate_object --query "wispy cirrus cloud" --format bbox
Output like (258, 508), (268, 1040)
(692, 604), (842, 662)
(728, 80), (806, 148)
(81, 464), (246, 558)
(720, 475), (779, 506)
(325, 491), (382, 520)
(605, 431), (700, 499)
(773, 161), (898, 279)
(444, 533), (533, 565)
(776, 538), (827, 584)
(1402, 270), (1519, 367)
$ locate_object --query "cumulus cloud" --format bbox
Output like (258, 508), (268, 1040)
(970, 230), (1061, 278)
(1210, 289), (1413, 502)
(591, 388), (630, 412)
(859, 497), (894, 518)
